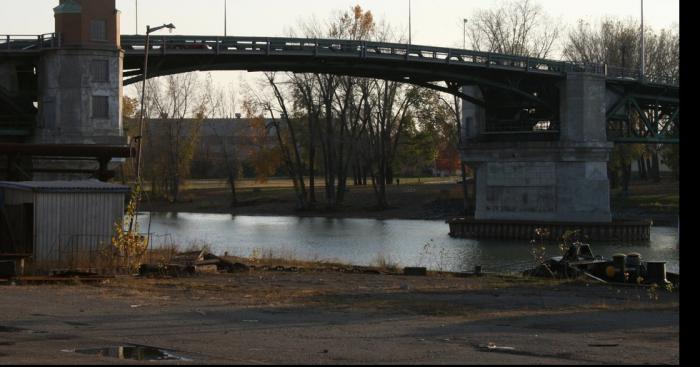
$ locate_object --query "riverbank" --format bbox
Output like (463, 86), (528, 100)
(140, 177), (679, 225)
(141, 178), (466, 221)
(0, 268), (679, 364)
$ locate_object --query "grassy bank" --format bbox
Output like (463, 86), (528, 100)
(137, 175), (679, 225)
(140, 177), (467, 220)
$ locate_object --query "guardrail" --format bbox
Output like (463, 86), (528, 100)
(120, 35), (677, 86)
(121, 35), (585, 76)
(0, 33), (60, 51)
(0, 33), (678, 87)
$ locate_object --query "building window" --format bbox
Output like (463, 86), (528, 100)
(92, 96), (109, 118)
(90, 20), (107, 41)
(91, 60), (109, 82)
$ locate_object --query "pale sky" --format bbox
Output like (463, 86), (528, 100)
(2, 0), (680, 107)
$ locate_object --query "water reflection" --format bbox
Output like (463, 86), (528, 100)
(138, 213), (679, 273)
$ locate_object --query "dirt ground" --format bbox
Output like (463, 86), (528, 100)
(0, 271), (679, 365)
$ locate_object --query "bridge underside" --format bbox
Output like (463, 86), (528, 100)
(0, 35), (679, 205)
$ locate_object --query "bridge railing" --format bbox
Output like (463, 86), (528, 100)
(120, 35), (593, 77)
(605, 65), (679, 86)
(3, 33), (677, 87)
(120, 35), (679, 87)
(0, 33), (60, 51)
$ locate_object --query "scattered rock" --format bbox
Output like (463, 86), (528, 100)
(403, 267), (427, 276)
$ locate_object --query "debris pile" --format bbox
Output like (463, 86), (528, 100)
(139, 250), (249, 277)
(524, 243), (679, 287)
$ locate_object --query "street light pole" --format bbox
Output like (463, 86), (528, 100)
(129, 23), (175, 233)
(641, 0), (645, 80)
(135, 23), (176, 183)
(224, 0), (227, 38)
(135, 0), (138, 35)
(463, 18), (468, 49)
(408, 0), (412, 45)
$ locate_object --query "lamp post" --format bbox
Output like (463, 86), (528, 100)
(128, 23), (175, 233)
(135, 0), (138, 34)
(407, 0), (412, 45)
(463, 18), (468, 49)
(224, 0), (228, 38)
(135, 23), (175, 183)
(640, 0), (645, 80)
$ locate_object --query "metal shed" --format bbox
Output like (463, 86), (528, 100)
(0, 180), (129, 265)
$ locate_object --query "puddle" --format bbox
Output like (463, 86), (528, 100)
(70, 345), (190, 361)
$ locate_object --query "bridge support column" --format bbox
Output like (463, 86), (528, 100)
(460, 73), (613, 224)
(34, 49), (124, 146)
(30, 0), (125, 180)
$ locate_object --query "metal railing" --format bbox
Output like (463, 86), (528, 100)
(120, 35), (583, 76)
(120, 35), (678, 86)
(0, 33), (60, 51)
(606, 65), (679, 86)
(0, 33), (678, 87)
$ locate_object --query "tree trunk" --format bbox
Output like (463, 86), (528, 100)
(638, 158), (647, 180)
(651, 152), (661, 182)
(645, 157), (653, 180)
(621, 163), (631, 197)
(461, 162), (470, 215)
(308, 119), (317, 206)
(386, 166), (394, 186)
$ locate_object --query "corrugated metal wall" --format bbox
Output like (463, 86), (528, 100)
(34, 192), (125, 263)
(2, 188), (33, 205)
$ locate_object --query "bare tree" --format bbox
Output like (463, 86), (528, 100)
(145, 73), (206, 202)
(262, 72), (310, 210)
(467, 0), (562, 59)
(203, 74), (240, 207)
(563, 19), (679, 186)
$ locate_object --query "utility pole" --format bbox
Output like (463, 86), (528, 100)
(129, 23), (175, 233)
(409, 0), (412, 45)
(135, 0), (138, 35)
(224, 0), (228, 38)
(463, 18), (468, 49)
(641, 0), (645, 80)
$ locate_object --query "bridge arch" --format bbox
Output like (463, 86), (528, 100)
(120, 35), (575, 115)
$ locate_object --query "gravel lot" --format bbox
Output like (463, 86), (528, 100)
(0, 272), (679, 364)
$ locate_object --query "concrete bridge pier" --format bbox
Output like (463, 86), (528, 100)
(460, 73), (614, 224)
(34, 49), (124, 146)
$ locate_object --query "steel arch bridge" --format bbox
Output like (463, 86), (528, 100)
(0, 34), (680, 144)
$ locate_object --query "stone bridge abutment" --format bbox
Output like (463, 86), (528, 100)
(461, 73), (614, 224)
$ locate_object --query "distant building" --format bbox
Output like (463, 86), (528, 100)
(125, 117), (276, 178)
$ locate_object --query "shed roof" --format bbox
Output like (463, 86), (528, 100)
(0, 180), (131, 194)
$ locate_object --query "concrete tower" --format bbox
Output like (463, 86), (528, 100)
(34, 0), (124, 146)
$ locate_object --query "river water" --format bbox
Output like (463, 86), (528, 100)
(138, 213), (679, 273)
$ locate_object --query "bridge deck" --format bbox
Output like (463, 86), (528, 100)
(0, 34), (679, 88)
